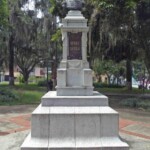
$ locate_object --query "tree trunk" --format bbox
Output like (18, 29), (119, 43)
(144, 49), (150, 76)
(126, 58), (132, 90)
(23, 72), (29, 85)
(106, 74), (111, 85)
(9, 34), (14, 86)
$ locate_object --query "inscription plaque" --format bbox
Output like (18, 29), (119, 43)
(68, 32), (82, 59)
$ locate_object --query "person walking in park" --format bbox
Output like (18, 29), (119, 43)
(48, 79), (53, 91)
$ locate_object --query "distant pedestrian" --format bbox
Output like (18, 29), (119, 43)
(48, 79), (53, 91)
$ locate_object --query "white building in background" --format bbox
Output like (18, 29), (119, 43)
(34, 67), (46, 78)
(0, 72), (5, 82)
(132, 77), (139, 88)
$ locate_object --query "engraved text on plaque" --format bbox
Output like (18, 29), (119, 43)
(68, 32), (82, 59)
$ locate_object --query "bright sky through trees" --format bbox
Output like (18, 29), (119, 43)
(21, 0), (43, 18)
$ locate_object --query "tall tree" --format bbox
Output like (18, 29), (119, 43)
(136, 0), (150, 74)
(12, 0), (52, 84)
(0, 0), (8, 28)
(7, 0), (19, 85)
(14, 11), (42, 84)
(86, 0), (143, 90)
(0, 0), (8, 73)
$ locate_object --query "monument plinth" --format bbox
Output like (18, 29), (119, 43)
(21, 9), (129, 150)
(57, 11), (93, 96)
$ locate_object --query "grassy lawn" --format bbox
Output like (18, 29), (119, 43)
(0, 83), (46, 105)
(95, 87), (150, 111)
(0, 82), (150, 111)
(96, 87), (150, 94)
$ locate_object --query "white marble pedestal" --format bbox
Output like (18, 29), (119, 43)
(21, 92), (129, 150)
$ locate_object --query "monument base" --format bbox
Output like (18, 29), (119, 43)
(21, 93), (129, 150)
(56, 86), (93, 96)
(42, 91), (108, 106)
(22, 134), (128, 150)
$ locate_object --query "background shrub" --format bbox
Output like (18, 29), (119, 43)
(17, 75), (25, 83)
(0, 88), (19, 102)
(37, 80), (47, 87)
(94, 82), (125, 88)
(121, 98), (150, 110)
(121, 98), (138, 108)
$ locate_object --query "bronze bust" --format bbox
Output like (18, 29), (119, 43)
(62, 0), (85, 11)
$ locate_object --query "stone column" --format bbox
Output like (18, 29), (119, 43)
(82, 31), (87, 61)
(62, 31), (68, 60)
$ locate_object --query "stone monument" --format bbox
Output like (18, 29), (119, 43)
(21, 1), (129, 149)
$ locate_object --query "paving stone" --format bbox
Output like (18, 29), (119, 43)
(124, 124), (150, 137)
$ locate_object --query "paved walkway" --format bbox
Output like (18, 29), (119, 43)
(0, 105), (150, 150)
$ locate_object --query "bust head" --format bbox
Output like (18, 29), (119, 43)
(62, 0), (85, 11)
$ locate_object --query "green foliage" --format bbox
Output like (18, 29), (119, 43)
(121, 98), (138, 108)
(12, 83), (46, 91)
(89, 0), (138, 10)
(17, 75), (25, 83)
(121, 98), (150, 110)
(132, 61), (146, 80)
(51, 29), (61, 42)
(93, 60), (115, 76)
(96, 86), (150, 94)
(94, 82), (125, 88)
(0, 88), (19, 102)
(0, 0), (9, 69)
(49, 0), (67, 18)
(137, 100), (150, 110)
(93, 59), (104, 76)
(89, 0), (114, 9)
(0, 0), (8, 28)
(126, 0), (137, 9)
(49, 0), (57, 13)
(17, 90), (43, 104)
(0, 84), (45, 105)
(93, 60), (126, 84)
(37, 80), (47, 87)
(87, 0), (150, 75)
(136, 0), (150, 74)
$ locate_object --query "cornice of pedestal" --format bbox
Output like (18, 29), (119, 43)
(64, 10), (85, 19)
(61, 27), (89, 32)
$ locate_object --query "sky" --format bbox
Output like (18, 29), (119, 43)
(22, 0), (43, 18)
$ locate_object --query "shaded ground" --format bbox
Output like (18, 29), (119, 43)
(0, 105), (36, 114)
(106, 94), (150, 111)
(0, 104), (150, 150)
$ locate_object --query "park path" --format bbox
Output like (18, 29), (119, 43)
(0, 112), (150, 139)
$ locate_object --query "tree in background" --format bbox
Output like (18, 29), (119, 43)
(7, 0), (22, 86)
(93, 59), (126, 85)
(85, 0), (149, 90)
(0, 0), (149, 88)
(0, 0), (8, 75)
(136, 0), (150, 75)
(0, 0), (61, 85)
(0, 0), (8, 28)
(14, 11), (43, 84)
(2, 0), (56, 85)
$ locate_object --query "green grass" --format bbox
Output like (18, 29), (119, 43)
(0, 83), (46, 105)
(96, 87), (150, 94)
(0, 82), (47, 91)
(0, 82), (150, 107)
